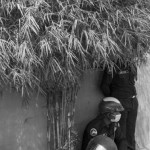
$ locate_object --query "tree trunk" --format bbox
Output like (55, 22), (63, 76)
(47, 85), (79, 150)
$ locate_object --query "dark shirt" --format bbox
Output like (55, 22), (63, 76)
(101, 65), (137, 99)
(81, 115), (127, 150)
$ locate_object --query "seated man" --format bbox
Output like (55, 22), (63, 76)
(81, 97), (127, 150)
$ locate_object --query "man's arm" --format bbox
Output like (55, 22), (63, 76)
(115, 125), (128, 150)
(81, 128), (91, 150)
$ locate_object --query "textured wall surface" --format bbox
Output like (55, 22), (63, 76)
(0, 88), (47, 150)
(135, 58), (150, 150)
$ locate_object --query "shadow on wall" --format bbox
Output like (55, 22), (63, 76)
(0, 88), (47, 150)
(74, 70), (104, 149)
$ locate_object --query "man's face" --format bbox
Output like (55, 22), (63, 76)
(110, 112), (121, 122)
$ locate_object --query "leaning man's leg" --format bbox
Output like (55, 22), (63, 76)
(126, 97), (138, 150)
(119, 110), (128, 138)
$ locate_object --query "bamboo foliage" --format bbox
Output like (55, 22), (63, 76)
(0, 0), (150, 94)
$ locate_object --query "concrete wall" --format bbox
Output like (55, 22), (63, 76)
(0, 70), (103, 150)
(74, 70), (104, 149)
(0, 88), (47, 150)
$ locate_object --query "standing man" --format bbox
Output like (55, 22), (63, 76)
(101, 62), (138, 150)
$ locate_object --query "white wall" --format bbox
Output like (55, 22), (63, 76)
(0, 88), (47, 150)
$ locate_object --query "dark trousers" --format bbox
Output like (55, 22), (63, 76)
(119, 97), (138, 150)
